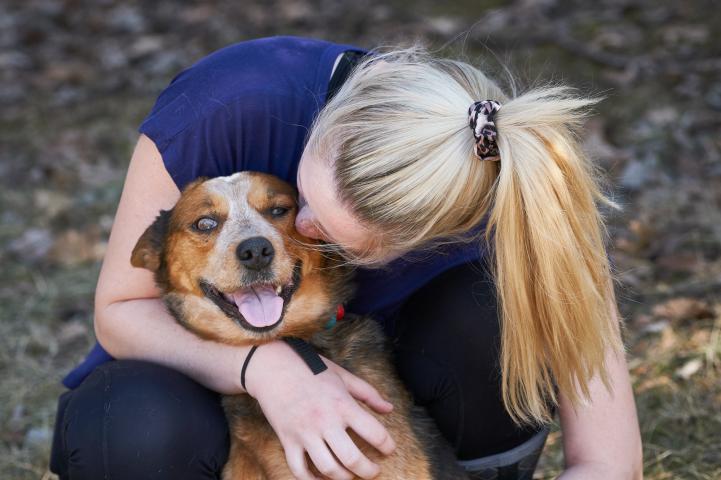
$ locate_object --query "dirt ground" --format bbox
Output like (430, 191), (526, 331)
(1, 0), (720, 478)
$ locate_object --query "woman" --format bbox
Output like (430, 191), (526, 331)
(50, 36), (642, 479)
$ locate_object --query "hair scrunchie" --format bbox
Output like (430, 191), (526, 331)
(468, 100), (502, 161)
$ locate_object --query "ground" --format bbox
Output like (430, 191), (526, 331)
(1, 0), (720, 478)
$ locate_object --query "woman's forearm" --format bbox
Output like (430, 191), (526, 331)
(95, 297), (254, 395)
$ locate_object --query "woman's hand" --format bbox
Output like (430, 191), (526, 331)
(244, 340), (397, 480)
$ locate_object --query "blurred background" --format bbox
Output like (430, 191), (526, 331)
(1, 0), (720, 478)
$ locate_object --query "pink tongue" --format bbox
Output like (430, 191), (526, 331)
(230, 285), (284, 328)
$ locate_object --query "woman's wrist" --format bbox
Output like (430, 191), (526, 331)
(243, 340), (310, 399)
(240, 345), (260, 392)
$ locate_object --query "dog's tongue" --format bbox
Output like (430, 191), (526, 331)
(231, 285), (284, 327)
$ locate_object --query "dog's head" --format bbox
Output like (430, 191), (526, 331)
(131, 172), (352, 345)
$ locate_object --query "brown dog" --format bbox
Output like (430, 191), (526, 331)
(130, 172), (469, 479)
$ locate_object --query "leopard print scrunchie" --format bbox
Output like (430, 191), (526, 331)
(468, 100), (502, 161)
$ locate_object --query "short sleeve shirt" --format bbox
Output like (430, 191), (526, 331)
(62, 36), (486, 389)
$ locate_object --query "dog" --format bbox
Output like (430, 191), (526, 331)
(130, 171), (469, 479)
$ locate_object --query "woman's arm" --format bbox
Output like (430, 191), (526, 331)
(94, 133), (253, 393)
(94, 134), (395, 480)
(557, 303), (643, 480)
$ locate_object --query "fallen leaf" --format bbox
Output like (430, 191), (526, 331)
(676, 358), (703, 380)
(652, 297), (714, 322)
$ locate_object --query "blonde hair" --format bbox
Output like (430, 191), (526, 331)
(305, 47), (625, 424)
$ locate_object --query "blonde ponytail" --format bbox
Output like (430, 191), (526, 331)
(306, 47), (625, 424)
(489, 87), (623, 423)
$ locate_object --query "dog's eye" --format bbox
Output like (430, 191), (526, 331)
(195, 217), (218, 231)
(269, 207), (289, 218)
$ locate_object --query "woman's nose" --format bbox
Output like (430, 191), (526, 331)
(295, 205), (324, 240)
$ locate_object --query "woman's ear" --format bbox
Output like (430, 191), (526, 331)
(130, 209), (171, 272)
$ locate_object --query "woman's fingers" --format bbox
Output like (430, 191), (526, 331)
(336, 367), (394, 414)
(324, 428), (381, 479)
(253, 349), (396, 479)
(285, 444), (320, 480)
(347, 409), (396, 457)
(304, 436), (355, 480)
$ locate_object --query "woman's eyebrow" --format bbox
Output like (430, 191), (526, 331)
(311, 220), (351, 252)
(317, 225), (367, 258)
(314, 221), (339, 245)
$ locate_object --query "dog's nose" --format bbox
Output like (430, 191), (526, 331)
(236, 237), (275, 270)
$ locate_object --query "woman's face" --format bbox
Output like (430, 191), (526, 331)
(295, 150), (375, 259)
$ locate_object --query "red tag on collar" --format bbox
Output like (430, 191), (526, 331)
(336, 304), (345, 321)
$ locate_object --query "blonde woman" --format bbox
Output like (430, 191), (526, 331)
(50, 36), (642, 480)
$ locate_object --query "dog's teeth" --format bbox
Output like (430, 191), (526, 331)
(276, 285), (282, 295)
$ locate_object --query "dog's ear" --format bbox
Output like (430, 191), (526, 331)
(131, 209), (171, 272)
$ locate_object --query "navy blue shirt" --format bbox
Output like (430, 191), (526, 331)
(63, 36), (486, 389)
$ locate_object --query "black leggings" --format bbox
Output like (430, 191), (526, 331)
(50, 261), (545, 479)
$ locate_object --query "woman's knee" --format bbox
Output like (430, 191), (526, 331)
(54, 360), (229, 480)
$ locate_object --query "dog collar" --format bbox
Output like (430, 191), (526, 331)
(324, 304), (345, 330)
(283, 337), (327, 374)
